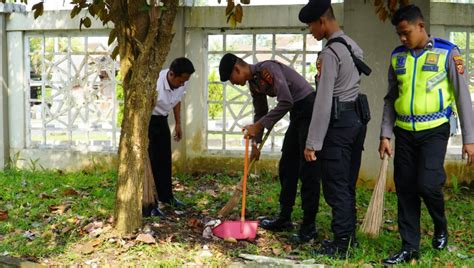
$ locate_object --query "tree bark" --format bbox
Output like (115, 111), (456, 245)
(113, 0), (179, 235)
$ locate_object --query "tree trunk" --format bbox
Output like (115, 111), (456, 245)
(143, 155), (158, 210)
(113, 0), (179, 235)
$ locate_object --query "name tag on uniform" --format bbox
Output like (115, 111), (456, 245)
(422, 65), (439, 72)
(395, 68), (406, 75)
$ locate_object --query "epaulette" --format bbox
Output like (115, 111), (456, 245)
(433, 38), (456, 50)
(391, 45), (407, 56)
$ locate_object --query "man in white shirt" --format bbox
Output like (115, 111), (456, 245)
(145, 57), (195, 218)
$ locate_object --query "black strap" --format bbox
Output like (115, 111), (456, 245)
(325, 37), (372, 76)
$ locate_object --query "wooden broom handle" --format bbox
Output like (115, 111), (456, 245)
(241, 135), (250, 223)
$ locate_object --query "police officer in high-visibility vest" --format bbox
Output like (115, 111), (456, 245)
(299, 0), (370, 257)
(379, 5), (474, 265)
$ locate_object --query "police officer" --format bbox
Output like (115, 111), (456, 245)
(219, 53), (322, 243)
(379, 5), (474, 265)
(299, 0), (368, 256)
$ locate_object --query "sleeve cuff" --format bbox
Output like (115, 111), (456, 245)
(462, 134), (474, 145)
(305, 140), (322, 151)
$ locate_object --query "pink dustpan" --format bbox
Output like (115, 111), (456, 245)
(212, 135), (258, 240)
(212, 220), (259, 240)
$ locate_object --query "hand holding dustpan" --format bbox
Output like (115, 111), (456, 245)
(212, 132), (258, 240)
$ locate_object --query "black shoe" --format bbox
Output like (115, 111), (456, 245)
(260, 217), (293, 232)
(382, 249), (419, 265)
(150, 207), (166, 218)
(432, 230), (448, 250)
(163, 198), (186, 208)
(312, 240), (347, 258)
(290, 223), (317, 244)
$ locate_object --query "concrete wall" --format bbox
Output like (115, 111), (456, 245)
(2, 3), (473, 184)
(0, 15), (9, 168)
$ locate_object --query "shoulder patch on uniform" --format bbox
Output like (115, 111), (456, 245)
(392, 45), (407, 56)
(316, 58), (322, 79)
(453, 55), (464, 75)
(261, 68), (274, 86)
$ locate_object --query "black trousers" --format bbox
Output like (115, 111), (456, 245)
(393, 123), (450, 251)
(148, 115), (174, 203)
(319, 110), (366, 239)
(278, 92), (322, 224)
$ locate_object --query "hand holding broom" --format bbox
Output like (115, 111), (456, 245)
(360, 153), (390, 238)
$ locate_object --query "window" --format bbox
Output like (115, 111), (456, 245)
(26, 33), (122, 151)
(206, 32), (322, 152)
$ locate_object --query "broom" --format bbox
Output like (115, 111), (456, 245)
(360, 153), (389, 238)
(218, 128), (272, 217)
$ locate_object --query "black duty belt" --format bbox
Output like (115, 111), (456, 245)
(339, 101), (356, 111)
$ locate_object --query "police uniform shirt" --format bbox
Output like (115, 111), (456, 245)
(380, 38), (474, 144)
(306, 30), (364, 151)
(152, 69), (188, 116)
(249, 60), (314, 129)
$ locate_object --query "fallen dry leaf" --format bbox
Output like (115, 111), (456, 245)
(283, 244), (292, 253)
(48, 204), (70, 215)
(187, 218), (202, 228)
(386, 225), (398, 232)
(38, 193), (54, 199)
(272, 247), (281, 256)
(61, 226), (72, 234)
(224, 237), (237, 243)
(77, 241), (96, 255)
(0, 210), (8, 221)
(63, 189), (79, 196)
(136, 233), (156, 244)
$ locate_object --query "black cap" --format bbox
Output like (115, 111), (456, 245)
(219, 53), (238, 82)
(299, 0), (331, 24)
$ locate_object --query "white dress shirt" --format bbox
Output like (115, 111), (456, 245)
(152, 69), (188, 116)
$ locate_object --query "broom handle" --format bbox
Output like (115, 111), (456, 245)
(241, 135), (250, 230)
(381, 153), (389, 177)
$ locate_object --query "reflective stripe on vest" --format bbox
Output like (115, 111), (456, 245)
(391, 41), (455, 131)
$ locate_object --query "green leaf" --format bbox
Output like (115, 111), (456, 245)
(108, 29), (117, 46)
(83, 17), (92, 28)
(70, 6), (82, 19)
(88, 4), (101, 17)
(111, 46), (119, 60)
(32, 2), (44, 19)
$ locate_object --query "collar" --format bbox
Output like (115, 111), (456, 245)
(250, 64), (257, 76)
(163, 69), (172, 92)
(424, 37), (435, 50)
(327, 30), (344, 41)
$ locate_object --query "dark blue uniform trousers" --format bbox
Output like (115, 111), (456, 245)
(278, 92), (322, 224)
(394, 123), (450, 251)
(319, 110), (366, 241)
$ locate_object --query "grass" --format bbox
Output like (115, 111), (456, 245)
(0, 168), (473, 267)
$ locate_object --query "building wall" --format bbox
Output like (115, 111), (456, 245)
(2, 3), (473, 184)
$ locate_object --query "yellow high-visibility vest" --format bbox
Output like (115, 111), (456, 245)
(391, 38), (456, 131)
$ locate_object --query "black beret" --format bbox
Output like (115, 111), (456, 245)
(219, 53), (238, 82)
(299, 0), (331, 24)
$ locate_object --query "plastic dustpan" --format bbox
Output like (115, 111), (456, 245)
(212, 134), (258, 240)
(212, 220), (259, 240)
